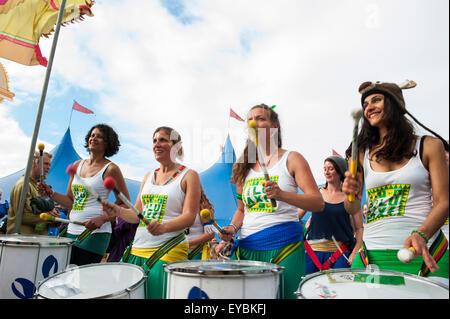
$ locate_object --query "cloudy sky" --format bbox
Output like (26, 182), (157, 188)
(0, 0), (448, 187)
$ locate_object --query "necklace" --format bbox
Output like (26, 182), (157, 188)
(258, 152), (277, 169)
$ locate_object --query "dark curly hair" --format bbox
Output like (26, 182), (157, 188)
(84, 123), (120, 157)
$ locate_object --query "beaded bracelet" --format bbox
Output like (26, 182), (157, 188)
(411, 229), (429, 244)
(229, 223), (239, 233)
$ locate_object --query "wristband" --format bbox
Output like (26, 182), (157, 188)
(117, 207), (122, 219)
(411, 229), (429, 244)
(229, 223), (239, 233)
(236, 193), (242, 200)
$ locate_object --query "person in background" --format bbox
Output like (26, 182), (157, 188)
(7, 151), (60, 234)
(299, 155), (363, 274)
(186, 188), (216, 260)
(0, 188), (9, 234)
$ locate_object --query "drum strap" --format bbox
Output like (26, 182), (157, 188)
(359, 241), (370, 268)
(304, 240), (348, 271)
(271, 241), (302, 265)
(420, 230), (448, 277)
(188, 243), (205, 260)
(145, 232), (186, 270)
(58, 225), (68, 237)
(76, 228), (93, 243)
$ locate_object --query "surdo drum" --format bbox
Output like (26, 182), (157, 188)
(0, 234), (73, 299)
(295, 268), (449, 299)
(36, 262), (147, 299)
(164, 260), (284, 299)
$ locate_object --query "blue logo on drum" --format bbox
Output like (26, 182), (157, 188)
(12, 255), (58, 299)
(188, 286), (209, 299)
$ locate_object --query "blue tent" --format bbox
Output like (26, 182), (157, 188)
(199, 135), (237, 226)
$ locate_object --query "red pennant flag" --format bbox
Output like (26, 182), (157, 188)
(72, 100), (94, 114)
(230, 108), (244, 122)
(332, 149), (343, 157)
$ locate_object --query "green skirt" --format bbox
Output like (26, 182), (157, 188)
(121, 254), (167, 299)
(65, 232), (111, 256)
(232, 242), (305, 299)
(352, 249), (449, 279)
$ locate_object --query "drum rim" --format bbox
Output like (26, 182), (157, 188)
(36, 262), (147, 299)
(164, 259), (284, 276)
(295, 267), (449, 297)
(0, 234), (74, 247)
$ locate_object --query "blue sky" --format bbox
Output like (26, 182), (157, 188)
(0, 0), (448, 185)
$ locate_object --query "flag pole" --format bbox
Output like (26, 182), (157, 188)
(68, 100), (74, 128)
(13, 0), (68, 233)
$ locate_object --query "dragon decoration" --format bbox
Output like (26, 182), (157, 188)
(0, 0), (95, 67)
(0, 61), (14, 102)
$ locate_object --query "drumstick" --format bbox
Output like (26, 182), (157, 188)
(200, 209), (224, 234)
(331, 235), (350, 264)
(248, 120), (277, 208)
(348, 109), (363, 202)
(397, 247), (416, 263)
(38, 143), (45, 183)
(66, 164), (107, 206)
(40, 212), (85, 226)
(103, 176), (150, 225)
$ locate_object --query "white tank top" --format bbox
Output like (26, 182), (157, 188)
(240, 150), (299, 239)
(186, 214), (204, 241)
(363, 136), (438, 249)
(133, 167), (189, 248)
(69, 160), (112, 235)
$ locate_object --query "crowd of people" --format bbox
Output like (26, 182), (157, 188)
(1, 80), (448, 299)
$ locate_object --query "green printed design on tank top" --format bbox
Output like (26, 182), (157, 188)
(366, 184), (410, 223)
(243, 176), (279, 213)
(141, 194), (168, 225)
(71, 184), (90, 211)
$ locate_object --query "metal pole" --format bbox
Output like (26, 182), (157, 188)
(13, 0), (68, 233)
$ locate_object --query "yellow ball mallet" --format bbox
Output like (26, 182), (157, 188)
(200, 209), (224, 234)
(40, 212), (85, 226)
(248, 120), (277, 208)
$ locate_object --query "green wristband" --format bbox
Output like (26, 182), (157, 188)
(411, 229), (429, 244)
(236, 193), (242, 200)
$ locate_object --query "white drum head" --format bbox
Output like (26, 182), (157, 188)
(37, 263), (145, 299)
(297, 268), (449, 299)
(165, 259), (283, 276)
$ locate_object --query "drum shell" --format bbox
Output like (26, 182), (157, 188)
(296, 268), (449, 299)
(0, 234), (73, 299)
(164, 260), (284, 299)
(35, 262), (146, 299)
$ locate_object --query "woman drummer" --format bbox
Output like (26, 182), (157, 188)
(299, 155), (363, 274)
(186, 188), (216, 260)
(41, 124), (130, 266)
(220, 104), (324, 299)
(343, 81), (449, 280)
(103, 126), (201, 299)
